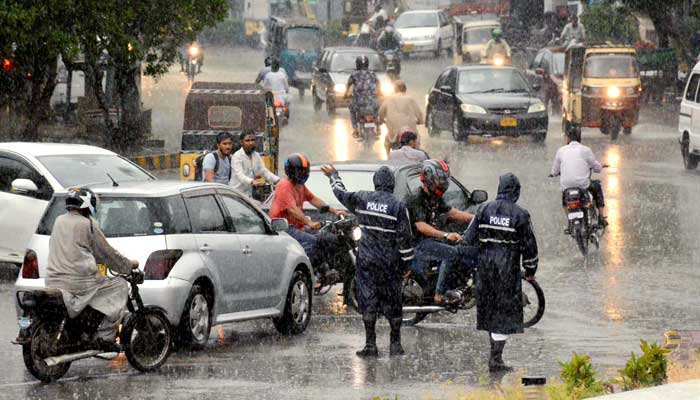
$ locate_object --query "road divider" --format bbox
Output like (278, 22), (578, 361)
(130, 153), (180, 171)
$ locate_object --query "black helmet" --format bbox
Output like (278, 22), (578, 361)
(264, 56), (272, 67)
(65, 187), (97, 215)
(271, 57), (280, 72)
(398, 128), (417, 146)
(420, 159), (450, 197)
(566, 127), (581, 143)
(355, 55), (369, 70)
(284, 153), (310, 184)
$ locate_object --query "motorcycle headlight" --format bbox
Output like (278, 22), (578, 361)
(492, 56), (505, 66)
(461, 103), (487, 114)
(188, 46), (199, 56)
(528, 102), (546, 113)
(607, 86), (620, 99)
(334, 83), (346, 94)
(352, 226), (362, 241)
(380, 81), (394, 96)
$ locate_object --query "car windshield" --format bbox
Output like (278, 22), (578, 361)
(584, 54), (638, 78)
(37, 154), (152, 187)
(463, 28), (494, 45)
(552, 52), (565, 75)
(331, 53), (384, 72)
(286, 28), (321, 52)
(304, 170), (375, 208)
(395, 13), (438, 29)
(457, 68), (531, 94)
(37, 195), (191, 237)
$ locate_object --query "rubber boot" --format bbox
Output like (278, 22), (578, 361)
(389, 318), (404, 356)
(489, 337), (513, 372)
(356, 313), (378, 357)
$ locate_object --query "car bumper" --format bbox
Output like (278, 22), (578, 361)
(581, 96), (639, 128)
(461, 112), (548, 137)
(402, 39), (438, 53)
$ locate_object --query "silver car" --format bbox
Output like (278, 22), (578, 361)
(15, 180), (314, 349)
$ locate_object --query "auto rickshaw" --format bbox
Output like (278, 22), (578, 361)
(561, 44), (642, 140)
(266, 16), (323, 97)
(179, 82), (279, 181)
(453, 15), (501, 64)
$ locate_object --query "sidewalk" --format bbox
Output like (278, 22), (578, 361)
(592, 380), (700, 399)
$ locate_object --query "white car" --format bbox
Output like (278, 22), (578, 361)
(679, 60), (700, 170)
(395, 9), (454, 57)
(0, 143), (155, 266)
(15, 180), (314, 349)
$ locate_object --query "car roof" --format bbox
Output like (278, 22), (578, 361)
(0, 142), (117, 157)
(453, 64), (518, 72)
(324, 47), (379, 54)
(51, 180), (231, 198)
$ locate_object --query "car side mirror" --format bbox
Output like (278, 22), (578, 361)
(535, 68), (545, 76)
(440, 85), (454, 95)
(532, 82), (542, 91)
(470, 190), (488, 204)
(11, 179), (38, 195)
(270, 218), (289, 232)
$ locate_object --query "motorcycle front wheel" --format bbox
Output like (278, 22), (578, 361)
(23, 321), (71, 382)
(522, 277), (545, 328)
(122, 311), (172, 372)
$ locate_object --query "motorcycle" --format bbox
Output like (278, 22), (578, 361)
(251, 180), (273, 203)
(271, 90), (290, 125)
(483, 52), (511, 67)
(355, 105), (379, 144)
(383, 49), (401, 81)
(185, 44), (202, 82)
(314, 213), (359, 307)
(14, 269), (172, 383)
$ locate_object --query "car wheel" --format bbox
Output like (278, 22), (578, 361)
(176, 284), (212, 350)
(313, 88), (322, 112)
(452, 114), (467, 141)
(682, 134), (699, 170)
(434, 39), (442, 58)
(533, 131), (547, 143)
(273, 270), (312, 335)
(326, 94), (336, 116)
(427, 108), (440, 137)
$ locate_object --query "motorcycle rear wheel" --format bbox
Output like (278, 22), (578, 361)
(522, 277), (545, 328)
(122, 311), (172, 372)
(574, 224), (588, 256)
(23, 322), (71, 383)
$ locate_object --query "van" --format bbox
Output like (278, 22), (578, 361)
(679, 61), (700, 170)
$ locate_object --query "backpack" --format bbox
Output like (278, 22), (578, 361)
(194, 151), (232, 182)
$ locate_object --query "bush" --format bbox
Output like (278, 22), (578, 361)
(199, 19), (246, 46)
(618, 340), (670, 390)
(581, 3), (639, 44)
(555, 352), (606, 399)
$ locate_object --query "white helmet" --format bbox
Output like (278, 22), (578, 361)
(66, 188), (97, 215)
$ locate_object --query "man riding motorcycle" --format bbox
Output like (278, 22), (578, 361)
(255, 56), (288, 84)
(345, 56), (380, 139)
(262, 58), (290, 111)
(406, 160), (475, 304)
(376, 22), (402, 53)
(269, 154), (345, 283)
(379, 80), (423, 155)
(45, 188), (139, 353)
(482, 28), (512, 64)
(560, 14), (586, 47)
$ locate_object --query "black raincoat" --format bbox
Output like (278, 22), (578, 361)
(464, 173), (539, 334)
(330, 167), (414, 318)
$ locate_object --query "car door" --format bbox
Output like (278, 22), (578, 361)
(681, 72), (700, 152)
(0, 153), (54, 264)
(218, 193), (287, 310)
(183, 190), (244, 314)
(429, 68), (454, 128)
(439, 12), (453, 44)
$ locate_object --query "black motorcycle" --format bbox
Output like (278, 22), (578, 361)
(14, 269), (172, 383)
(315, 213), (359, 307)
(383, 49), (401, 81)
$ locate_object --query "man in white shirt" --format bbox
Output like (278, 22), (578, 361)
(560, 15), (586, 46)
(368, 4), (388, 30)
(550, 130), (607, 227)
(388, 129), (429, 167)
(262, 58), (290, 105)
(230, 129), (280, 198)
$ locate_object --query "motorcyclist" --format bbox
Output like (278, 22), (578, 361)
(354, 23), (374, 48)
(406, 160), (475, 304)
(262, 58), (290, 108)
(368, 4), (388, 31)
(180, 42), (204, 73)
(230, 129), (280, 199)
(388, 129), (429, 167)
(345, 56), (380, 139)
(321, 164), (414, 357)
(45, 188), (139, 353)
(269, 154), (345, 283)
(560, 14), (586, 47)
(456, 173), (539, 372)
(255, 56), (288, 84)
(379, 80), (423, 155)
(376, 22), (401, 53)
(482, 28), (512, 62)
(550, 128), (608, 228)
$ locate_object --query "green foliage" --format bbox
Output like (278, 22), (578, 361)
(199, 19), (246, 46)
(618, 340), (670, 390)
(323, 19), (347, 47)
(581, 2), (640, 44)
(557, 352), (606, 398)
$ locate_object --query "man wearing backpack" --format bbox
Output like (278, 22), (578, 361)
(202, 132), (234, 184)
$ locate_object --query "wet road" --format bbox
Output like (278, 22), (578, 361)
(1, 47), (700, 399)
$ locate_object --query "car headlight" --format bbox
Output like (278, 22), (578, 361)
(607, 86), (620, 99)
(334, 83), (346, 94)
(352, 226), (362, 241)
(461, 103), (487, 114)
(492, 55), (505, 66)
(380, 81), (394, 96)
(183, 163), (191, 177)
(528, 102), (546, 113)
(188, 46), (199, 57)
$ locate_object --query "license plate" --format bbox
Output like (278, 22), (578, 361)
(402, 43), (415, 52)
(364, 123), (376, 128)
(192, 60), (198, 65)
(97, 264), (107, 276)
(18, 316), (32, 329)
(296, 72), (311, 80)
(568, 211), (584, 220)
(500, 117), (518, 127)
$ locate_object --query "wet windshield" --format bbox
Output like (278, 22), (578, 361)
(286, 28), (321, 52)
(331, 53), (384, 72)
(553, 52), (565, 75)
(458, 68), (531, 94)
(584, 54), (638, 78)
(395, 13), (438, 29)
(463, 28), (494, 45)
(36, 155), (153, 187)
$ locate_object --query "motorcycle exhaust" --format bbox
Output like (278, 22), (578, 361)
(403, 306), (445, 314)
(44, 349), (104, 367)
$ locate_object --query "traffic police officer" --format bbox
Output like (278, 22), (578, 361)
(321, 164), (414, 357)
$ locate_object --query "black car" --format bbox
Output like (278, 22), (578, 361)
(311, 47), (393, 116)
(426, 65), (548, 142)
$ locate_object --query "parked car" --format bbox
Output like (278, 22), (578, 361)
(425, 65), (548, 142)
(395, 10), (454, 57)
(15, 180), (314, 349)
(0, 143), (155, 267)
(679, 60), (700, 170)
(311, 47), (395, 116)
(526, 47), (565, 114)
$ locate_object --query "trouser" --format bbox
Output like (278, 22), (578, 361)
(286, 227), (337, 271)
(409, 238), (478, 295)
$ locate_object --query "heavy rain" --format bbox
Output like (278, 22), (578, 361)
(2, 0), (700, 399)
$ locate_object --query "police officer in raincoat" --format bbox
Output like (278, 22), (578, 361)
(460, 173), (538, 372)
(321, 164), (414, 357)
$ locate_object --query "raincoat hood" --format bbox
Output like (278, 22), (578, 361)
(373, 166), (395, 193)
(496, 173), (520, 202)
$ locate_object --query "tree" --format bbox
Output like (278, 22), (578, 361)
(581, 2), (640, 44)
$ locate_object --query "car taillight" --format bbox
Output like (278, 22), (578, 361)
(144, 250), (183, 280)
(273, 100), (282, 107)
(365, 115), (375, 122)
(567, 200), (581, 210)
(21, 250), (39, 279)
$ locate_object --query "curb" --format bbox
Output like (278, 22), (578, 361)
(591, 379), (700, 399)
(130, 153), (180, 171)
